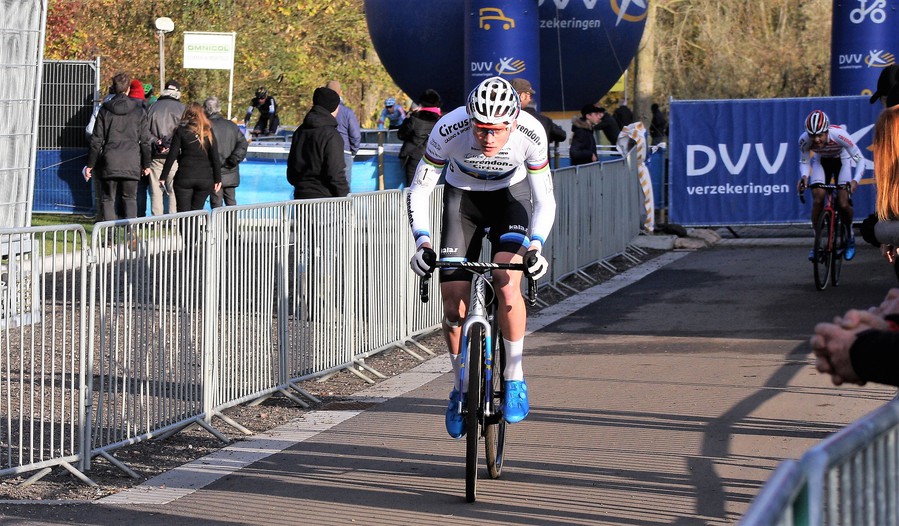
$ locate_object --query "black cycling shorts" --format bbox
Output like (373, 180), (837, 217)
(439, 181), (532, 283)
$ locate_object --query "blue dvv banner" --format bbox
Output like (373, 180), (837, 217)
(669, 97), (881, 226)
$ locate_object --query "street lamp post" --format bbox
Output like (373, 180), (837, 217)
(155, 17), (174, 92)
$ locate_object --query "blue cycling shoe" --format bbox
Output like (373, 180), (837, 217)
(808, 249), (815, 262)
(445, 388), (465, 439)
(845, 235), (856, 261)
(503, 380), (530, 423)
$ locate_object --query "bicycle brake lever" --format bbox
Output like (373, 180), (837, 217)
(527, 277), (537, 307)
(419, 276), (430, 303)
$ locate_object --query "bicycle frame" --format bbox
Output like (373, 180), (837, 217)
(459, 274), (497, 418)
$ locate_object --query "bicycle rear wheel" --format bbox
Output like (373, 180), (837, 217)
(465, 325), (484, 503)
(813, 211), (832, 290)
(831, 216), (847, 287)
(485, 332), (507, 479)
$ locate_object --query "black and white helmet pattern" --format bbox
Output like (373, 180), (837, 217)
(467, 76), (520, 125)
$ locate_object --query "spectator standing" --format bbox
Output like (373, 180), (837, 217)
(204, 96), (248, 208)
(377, 97), (406, 130)
(85, 84), (115, 220)
(244, 86), (279, 137)
(286, 87), (348, 199)
(595, 107), (621, 146)
(160, 103), (222, 212)
(570, 104), (602, 165)
(398, 89), (442, 187)
(84, 72), (151, 221)
(511, 78), (566, 160)
(128, 79), (151, 217)
(613, 100), (634, 129)
(326, 80), (362, 189)
(147, 79), (186, 215)
(650, 103), (668, 145)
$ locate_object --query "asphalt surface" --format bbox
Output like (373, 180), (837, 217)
(2, 237), (898, 525)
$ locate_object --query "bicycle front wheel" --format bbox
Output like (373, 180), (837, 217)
(485, 333), (507, 479)
(465, 325), (484, 503)
(813, 211), (833, 290)
(831, 216), (847, 287)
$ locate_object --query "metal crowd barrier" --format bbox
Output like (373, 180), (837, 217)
(0, 226), (90, 484)
(741, 397), (899, 525)
(0, 157), (643, 484)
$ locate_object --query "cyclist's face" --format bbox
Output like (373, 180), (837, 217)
(810, 132), (829, 148)
(472, 120), (514, 157)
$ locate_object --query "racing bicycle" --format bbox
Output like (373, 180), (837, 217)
(801, 183), (851, 290)
(420, 258), (537, 503)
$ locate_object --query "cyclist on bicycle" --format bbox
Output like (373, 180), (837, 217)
(797, 109), (866, 261)
(406, 76), (556, 438)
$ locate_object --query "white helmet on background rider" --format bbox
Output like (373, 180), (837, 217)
(467, 76), (520, 126)
(805, 110), (830, 135)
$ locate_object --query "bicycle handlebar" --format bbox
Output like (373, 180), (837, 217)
(799, 183), (850, 204)
(419, 261), (538, 307)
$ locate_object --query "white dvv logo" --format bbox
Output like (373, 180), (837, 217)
(687, 143), (789, 176)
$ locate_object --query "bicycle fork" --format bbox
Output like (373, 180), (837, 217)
(456, 278), (497, 420)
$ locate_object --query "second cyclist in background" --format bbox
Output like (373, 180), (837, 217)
(797, 109), (865, 261)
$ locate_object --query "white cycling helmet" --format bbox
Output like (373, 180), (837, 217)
(467, 76), (520, 126)
(805, 110), (830, 135)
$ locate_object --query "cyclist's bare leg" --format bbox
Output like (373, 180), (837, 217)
(491, 251), (526, 342)
(810, 186), (826, 227)
(441, 280), (470, 367)
(837, 188), (854, 227)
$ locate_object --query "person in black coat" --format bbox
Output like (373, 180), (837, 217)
(204, 96), (248, 208)
(510, 78), (566, 162)
(84, 72), (152, 220)
(398, 89), (442, 187)
(160, 103), (222, 212)
(570, 104), (603, 165)
(595, 107), (621, 146)
(286, 87), (348, 199)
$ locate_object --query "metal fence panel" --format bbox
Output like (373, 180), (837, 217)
(0, 225), (88, 477)
(34, 59), (98, 215)
(88, 214), (208, 454)
(0, 1), (47, 230)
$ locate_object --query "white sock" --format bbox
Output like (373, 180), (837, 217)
(503, 337), (524, 381)
(449, 353), (463, 392)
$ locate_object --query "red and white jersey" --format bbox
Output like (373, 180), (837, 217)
(798, 124), (865, 181)
(406, 106), (555, 249)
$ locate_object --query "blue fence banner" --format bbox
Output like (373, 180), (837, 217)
(669, 97), (881, 226)
(465, 0), (540, 93)
(831, 0), (899, 98)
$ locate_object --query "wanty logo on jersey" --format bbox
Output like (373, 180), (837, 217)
(849, 0), (886, 24)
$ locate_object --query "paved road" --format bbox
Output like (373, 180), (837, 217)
(2, 239), (897, 525)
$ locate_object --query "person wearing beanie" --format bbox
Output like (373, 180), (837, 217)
(570, 103), (603, 165)
(398, 88), (442, 186)
(326, 79), (361, 189)
(286, 87), (348, 199)
(128, 79), (146, 104)
(127, 79), (150, 216)
(147, 79), (186, 215)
